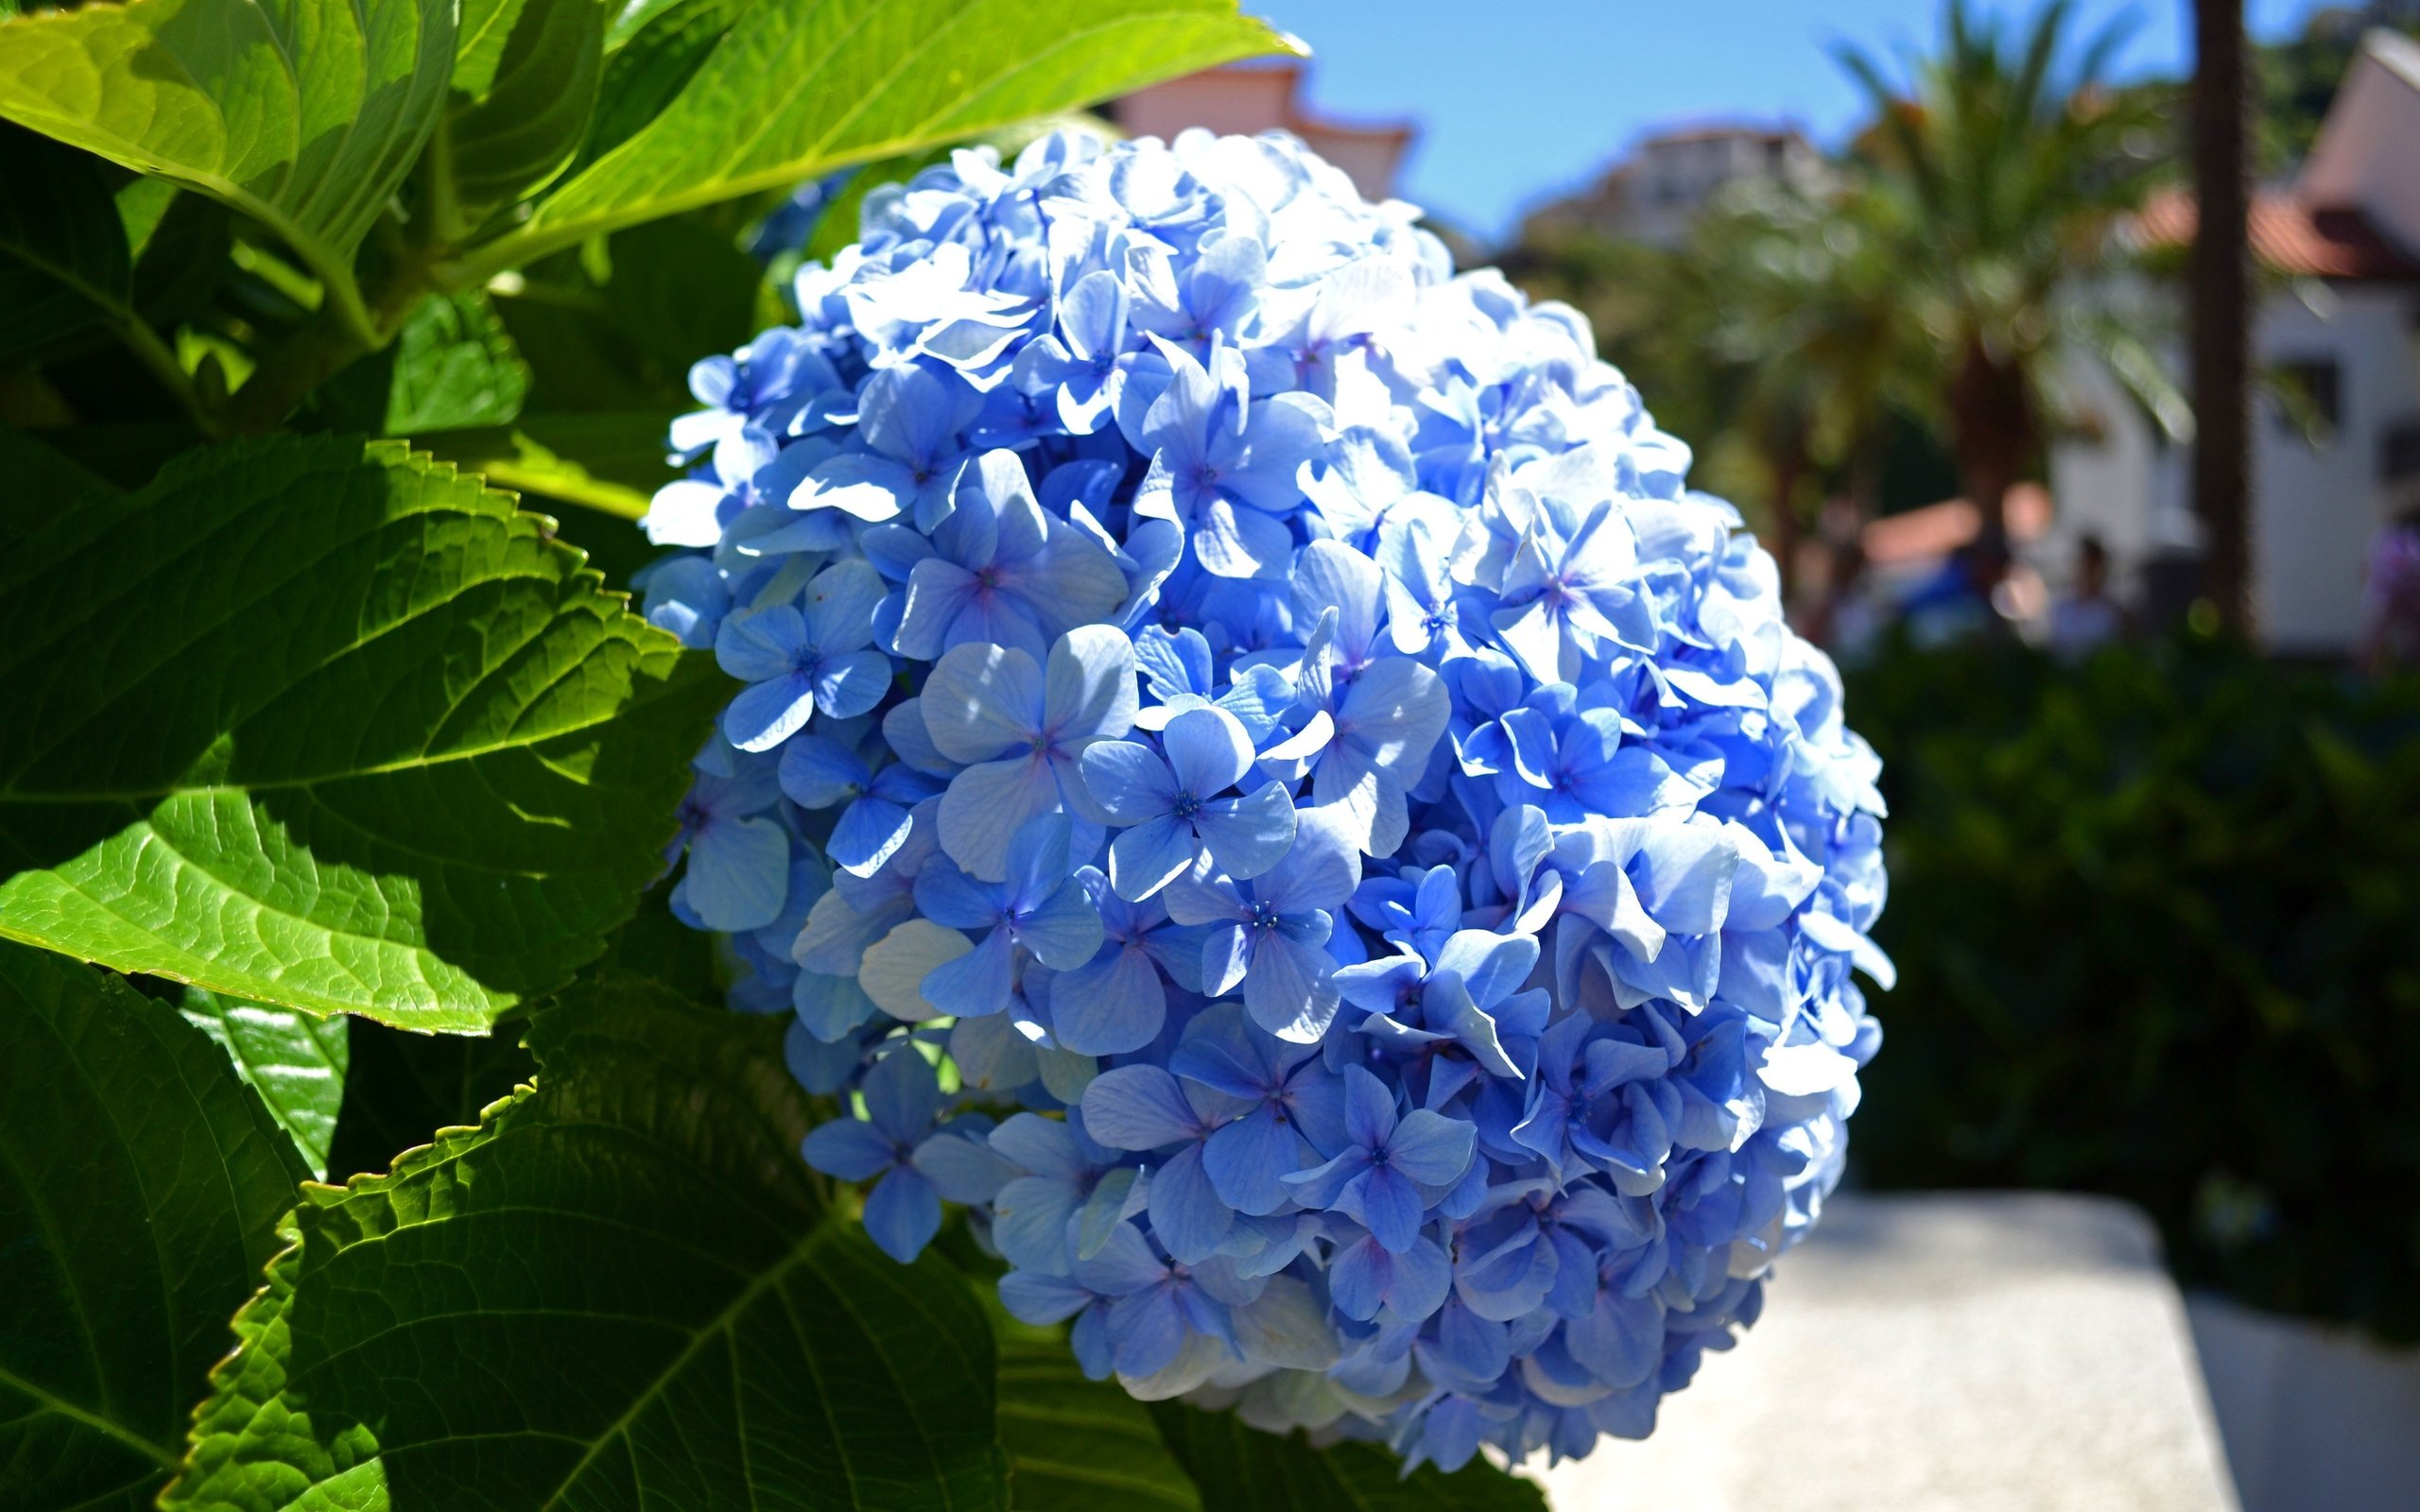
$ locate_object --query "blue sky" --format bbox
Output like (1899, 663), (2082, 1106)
(1253, 0), (2322, 237)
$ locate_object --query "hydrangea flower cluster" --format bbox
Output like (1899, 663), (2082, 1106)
(641, 127), (1889, 1471)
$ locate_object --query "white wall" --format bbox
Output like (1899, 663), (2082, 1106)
(2301, 32), (2420, 257)
(2252, 282), (2420, 650)
(2046, 279), (2420, 652)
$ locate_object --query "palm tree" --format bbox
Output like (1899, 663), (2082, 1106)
(1685, 180), (1927, 601)
(2190, 0), (2254, 636)
(1837, 0), (2187, 536)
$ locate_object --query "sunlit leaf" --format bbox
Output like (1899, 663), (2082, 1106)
(0, 435), (722, 1030)
(0, 0), (457, 334)
(461, 0), (1297, 277)
(180, 987), (350, 1178)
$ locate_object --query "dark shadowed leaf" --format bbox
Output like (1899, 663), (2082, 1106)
(0, 120), (132, 362)
(181, 987), (351, 1179)
(0, 940), (308, 1512)
(1148, 1400), (1549, 1512)
(0, 435), (723, 1030)
(0, 422), (118, 545)
(446, 0), (612, 216)
(164, 977), (1010, 1511)
(324, 1016), (536, 1182)
(996, 1335), (1200, 1511)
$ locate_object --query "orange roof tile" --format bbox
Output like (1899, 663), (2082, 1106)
(2136, 188), (2420, 282)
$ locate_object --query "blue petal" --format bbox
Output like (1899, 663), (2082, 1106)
(827, 795), (916, 877)
(920, 925), (1016, 1018)
(1192, 782), (1298, 880)
(813, 647), (894, 721)
(1079, 740), (1178, 825)
(778, 735), (870, 808)
(1015, 880), (1105, 971)
(1146, 1143), (1234, 1264)
(1049, 944), (1167, 1057)
(1108, 816), (1197, 902)
(721, 673), (819, 753)
(1160, 705), (1253, 797)
(863, 1165), (942, 1263)
(1385, 1108), (1477, 1188)
(800, 1117), (895, 1182)
(862, 1042), (942, 1141)
(1202, 1104), (1306, 1216)
(1080, 1064), (1200, 1150)
(684, 815), (790, 933)
(715, 605), (805, 684)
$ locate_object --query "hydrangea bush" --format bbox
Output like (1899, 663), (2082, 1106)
(643, 127), (1889, 1471)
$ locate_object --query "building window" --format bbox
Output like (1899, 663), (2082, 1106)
(2272, 357), (2342, 440)
(2382, 416), (2420, 485)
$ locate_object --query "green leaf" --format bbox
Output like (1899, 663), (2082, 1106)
(0, 422), (120, 545)
(180, 987), (350, 1179)
(164, 978), (1011, 1511)
(0, 0), (457, 335)
(384, 289), (534, 434)
(578, 0), (751, 176)
(445, 0), (611, 218)
(0, 119), (132, 361)
(0, 939), (309, 1512)
(0, 434), (724, 1031)
(417, 410), (679, 521)
(324, 1016), (534, 1181)
(309, 289), (533, 437)
(1148, 1401), (1549, 1512)
(997, 1335), (1200, 1511)
(459, 0), (1298, 277)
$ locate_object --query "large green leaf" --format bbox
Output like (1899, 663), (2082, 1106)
(309, 289), (532, 437)
(0, 120), (132, 361)
(0, 939), (309, 1512)
(415, 411), (679, 524)
(164, 978), (1011, 1511)
(0, 435), (722, 1031)
(323, 1016), (535, 1180)
(0, 0), (457, 335)
(444, 0), (611, 218)
(181, 987), (351, 1179)
(458, 0), (1298, 277)
(1147, 1402), (1549, 1512)
(0, 422), (119, 545)
(996, 1335), (1200, 1511)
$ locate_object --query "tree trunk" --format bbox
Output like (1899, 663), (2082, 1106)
(2190, 0), (2256, 638)
(1949, 341), (2030, 539)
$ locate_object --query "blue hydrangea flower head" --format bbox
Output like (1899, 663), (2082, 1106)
(647, 125), (1889, 1471)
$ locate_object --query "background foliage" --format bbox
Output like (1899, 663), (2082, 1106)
(1846, 634), (2420, 1341)
(0, 0), (1553, 1505)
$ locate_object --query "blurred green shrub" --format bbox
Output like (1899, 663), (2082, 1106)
(1845, 633), (2420, 1340)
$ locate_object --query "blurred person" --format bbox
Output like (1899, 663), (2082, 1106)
(2358, 506), (2420, 673)
(1902, 529), (2013, 647)
(2049, 534), (2127, 659)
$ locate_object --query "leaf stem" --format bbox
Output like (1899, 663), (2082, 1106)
(113, 316), (219, 438)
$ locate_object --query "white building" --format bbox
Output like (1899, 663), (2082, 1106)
(1526, 125), (1832, 249)
(2048, 28), (2420, 653)
(1113, 62), (1416, 204)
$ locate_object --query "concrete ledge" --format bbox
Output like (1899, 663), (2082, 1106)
(2188, 1290), (2420, 1512)
(1531, 1193), (2240, 1512)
